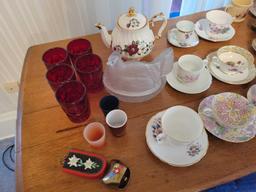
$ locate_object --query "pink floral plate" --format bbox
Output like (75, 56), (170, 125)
(145, 111), (208, 167)
(198, 95), (256, 143)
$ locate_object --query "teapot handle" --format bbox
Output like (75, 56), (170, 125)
(149, 12), (167, 40)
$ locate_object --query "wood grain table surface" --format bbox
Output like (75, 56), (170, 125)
(16, 11), (256, 192)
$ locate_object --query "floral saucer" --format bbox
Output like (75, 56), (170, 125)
(206, 52), (256, 85)
(166, 62), (212, 94)
(195, 19), (235, 42)
(167, 28), (199, 48)
(198, 95), (256, 143)
(145, 111), (209, 167)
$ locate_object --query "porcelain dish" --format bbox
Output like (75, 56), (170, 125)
(168, 28), (199, 48)
(198, 95), (256, 143)
(195, 19), (235, 42)
(96, 7), (167, 60)
(166, 62), (212, 94)
(145, 111), (209, 167)
(206, 51), (256, 85)
(211, 92), (252, 129)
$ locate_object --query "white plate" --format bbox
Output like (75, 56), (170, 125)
(167, 28), (199, 48)
(206, 52), (256, 85)
(195, 19), (235, 42)
(145, 111), (209, 167)
(166, 62), (212, 94)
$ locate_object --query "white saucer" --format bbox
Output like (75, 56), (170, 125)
(167, 28), (199, 48)
(206, 52), (256, 85)
(166, 62), (212, 94)
(145, 111), (209, 167)
(195, 19), (235, 42)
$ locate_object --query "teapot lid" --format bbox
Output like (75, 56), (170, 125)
(118, 7), (147, 31)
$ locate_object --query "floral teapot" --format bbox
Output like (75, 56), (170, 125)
(95, 7), (167, 60)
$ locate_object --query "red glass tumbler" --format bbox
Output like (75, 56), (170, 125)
(42, 47), (70, 69)
(46, 64), (76, 91)
(74, 54), (103, 92)
(67, 38), (92, 64)
(55, 80), (90, 123)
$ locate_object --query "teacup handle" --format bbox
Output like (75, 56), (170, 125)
(149, 12), (168, 40)
(202, 107), (214, 118)
(203, 59), (209, 70)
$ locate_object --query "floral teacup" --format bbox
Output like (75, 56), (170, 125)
(174, 20), (195, 44)
(203, 92), (252, 130)
(206, 10), (233, 37)
(176, 54), (206, 83)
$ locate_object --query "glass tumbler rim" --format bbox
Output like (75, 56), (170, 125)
(55, 80), (87, 105)
(67, 38), (92, 56)
(74, 53), (102, 74)
(42, 47), (68, 65)
(46, 63), (75, 83)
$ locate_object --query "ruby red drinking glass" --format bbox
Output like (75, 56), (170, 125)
(55, 80), (90, 123)
(42, 47), (70, 69)
(46, 64), (76, 91)
(67, 38), (92, 65)
(74, 54), (103, 92)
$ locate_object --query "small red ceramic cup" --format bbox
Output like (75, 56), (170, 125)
(42, 47), (70, 69)
(106, 109), (127, 137)
(55, 80), (90, 123)
(74, 54), (103, 92)
(67, 38), (92, 64)
(83, 122), (106, 148)
(46, 63), (76, 91)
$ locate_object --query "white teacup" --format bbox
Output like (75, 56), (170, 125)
(206, 10), (233, 37)
(157, 106), (203, 145)
(175, 20), (195, 44)
(225, 0), (253, 22)
(176, 54), (206, 83)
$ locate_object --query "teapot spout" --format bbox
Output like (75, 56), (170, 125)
(95, 23), (112, 48)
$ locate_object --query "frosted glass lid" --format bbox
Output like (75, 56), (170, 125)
(118, 7), (147, 30)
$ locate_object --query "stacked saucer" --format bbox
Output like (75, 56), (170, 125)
(145, 106), (209, 167)
(195, 10), (235, 42)
(198, 92), (256, 143)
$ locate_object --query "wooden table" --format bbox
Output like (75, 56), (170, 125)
(16, 11), (256, 192)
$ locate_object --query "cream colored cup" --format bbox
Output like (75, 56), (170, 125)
(157, 106), (204, 145)
(176, 55), (206, 83)
(225, 0), (253, 22)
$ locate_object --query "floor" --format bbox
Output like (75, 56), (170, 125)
(0, 137), (15, 192)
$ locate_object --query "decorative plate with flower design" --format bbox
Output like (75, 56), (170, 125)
(198, 95), (256, 143)
(145, 111), (209, 167)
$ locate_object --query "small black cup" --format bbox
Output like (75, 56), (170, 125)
(99, 95), (119, 116)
